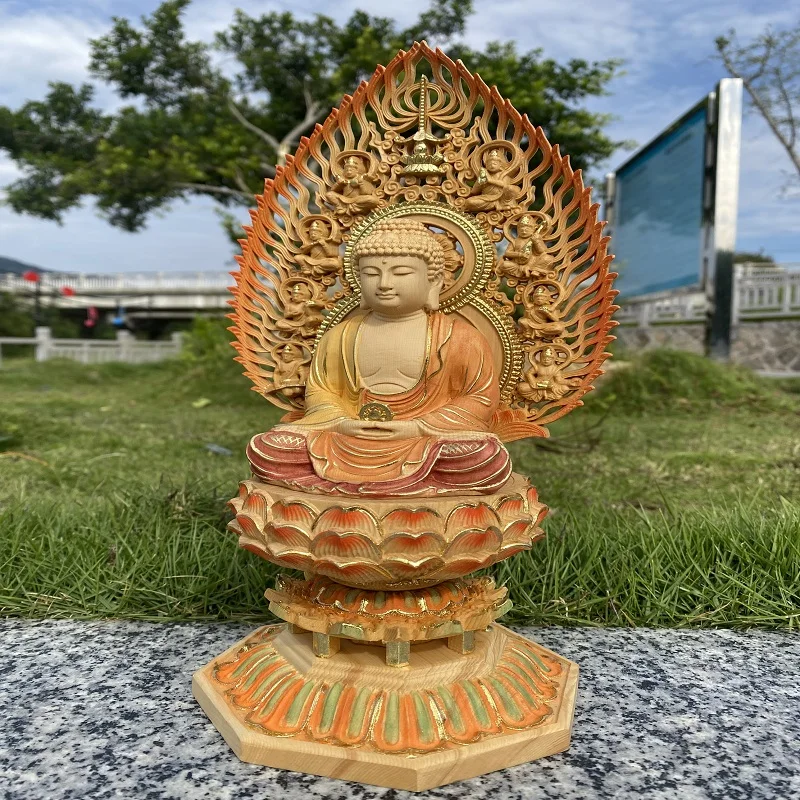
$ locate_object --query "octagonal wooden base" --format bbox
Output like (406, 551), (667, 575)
(193, 623), (578, 792)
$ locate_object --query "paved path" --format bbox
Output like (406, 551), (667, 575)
(0, 621), (798, 799)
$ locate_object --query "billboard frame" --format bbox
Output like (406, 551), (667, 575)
(605, 79), (743, 358)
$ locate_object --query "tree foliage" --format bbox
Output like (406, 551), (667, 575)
(0, 0), (624, 236)
(716, 22), (800, 186)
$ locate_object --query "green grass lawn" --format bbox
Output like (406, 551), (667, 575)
(1, 350), (799, 628)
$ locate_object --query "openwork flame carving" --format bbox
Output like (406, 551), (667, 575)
(230, 42), (617, 433)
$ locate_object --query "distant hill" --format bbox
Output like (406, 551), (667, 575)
(0, 256), (49, 275)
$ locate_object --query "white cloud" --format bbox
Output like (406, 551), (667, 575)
(0, 0), (798, 272)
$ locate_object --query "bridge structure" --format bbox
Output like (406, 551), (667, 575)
(0, 270), (235, 330)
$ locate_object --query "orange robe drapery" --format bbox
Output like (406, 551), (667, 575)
(246, 310), (519, 494)
(286, 310), (501, 484)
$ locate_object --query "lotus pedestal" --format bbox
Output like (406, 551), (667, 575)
(193, 477), (578, 791)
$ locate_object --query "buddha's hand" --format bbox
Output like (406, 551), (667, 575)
(335, 418), (425, 440)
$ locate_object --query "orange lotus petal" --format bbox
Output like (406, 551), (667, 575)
(235, 513), (266, 541)
(380, 556), (444, 581)
(241, 491), (270, 524)
(315, 560), (394, 586)
(445, 527), (502, 557)
(381, 531), (445, 557)
(266, 523), (311, 550)
(495, 494), (526, 522)
(313, 506), (379, 538)
(496, 543), (531, 559)
(312, 532), (381, 561)
(381, 508), (442, 536)
(445, 504), (500, 539)
(501, 518), (533, 541)
(437, 556), (493, 578)
(269, 551), (315, 571)
(272, 500), (316, 530)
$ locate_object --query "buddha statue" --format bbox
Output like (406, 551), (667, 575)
(247, 219), (513, 496)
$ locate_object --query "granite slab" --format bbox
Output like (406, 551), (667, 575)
(0, 620), (797, 800)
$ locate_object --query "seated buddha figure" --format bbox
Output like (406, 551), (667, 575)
(247, 219), (513, 497)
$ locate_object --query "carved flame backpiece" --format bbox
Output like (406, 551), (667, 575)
(230, 42), (618, 436)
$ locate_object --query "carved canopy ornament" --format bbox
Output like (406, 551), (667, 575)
(229, 42), (618, 440)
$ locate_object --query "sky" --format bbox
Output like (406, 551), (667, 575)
(0, 0), (797, 274)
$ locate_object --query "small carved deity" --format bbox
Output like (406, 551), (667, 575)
(295, 218), (341, 279)
(518, 284), (565, 342)
(323, 153), (381, 216)
(275, 280), (324, 339)
(272, 342), (309, 399)
(463, 148), (518, 212)
(247, 218), (513, 497)
(432, 231), (463, 289)
(498, 215), (555, 279)
(517, 347), (574, 402)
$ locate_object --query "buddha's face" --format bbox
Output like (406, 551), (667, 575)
(358, 255), (437, 316)
(309, 223), (326, 242)
(541, 351), (555, 366)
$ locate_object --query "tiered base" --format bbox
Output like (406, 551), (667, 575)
(193, 622), (578, 791)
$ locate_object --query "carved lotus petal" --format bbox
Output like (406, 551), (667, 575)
(381, 508), (442, 536)
(313, 506), (379, 538)
(311, 532), (381, 562)
(315, 560), (394, 587)
(380, 557), (445, 582)
(445, 526), (503, 557)
(241, 491), (270, 525)
(495, 494), (526, 523)
(445, 504), (502, 540)
(265, 524), (310, 551)
(439, 555), (496, 577)
(269, 551), (315, 572)
(272, 500), (316, 532)
(501, 518), (533, 542)
(235, 513), (266, 542)
(381, 531), (445, 558)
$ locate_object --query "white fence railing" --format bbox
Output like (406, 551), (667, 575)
(0, 270), (232, 294)
(618, 263), (800, 327)
(0, 328), (183, 367)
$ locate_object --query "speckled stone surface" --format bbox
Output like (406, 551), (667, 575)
(0, 621), (798, 800)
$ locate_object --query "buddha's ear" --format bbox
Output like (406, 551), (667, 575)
(424, 274), (445, 312)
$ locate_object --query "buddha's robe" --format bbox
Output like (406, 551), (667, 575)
(247, 311), (513, 496)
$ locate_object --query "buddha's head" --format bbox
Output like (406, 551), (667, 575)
(353, 219), (445, 316)
(290, 281), (312, 302)
(541, 347), (555, 366)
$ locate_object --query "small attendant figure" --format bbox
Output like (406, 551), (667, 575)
(295, 218), (341, 279)
(272, 342), (308, 399)
(498, 215), (555, 279)
(517, 347), (574, 402)
(518, 284), (565, 342)
(275, 280), (324, 339)
(323, 153), (381, 216)
(463, 148), (518, 212)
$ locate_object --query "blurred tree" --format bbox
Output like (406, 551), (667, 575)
(715, 23), (800, 185)
(0, 0), (624, 240)
(733, 250), (775, 265)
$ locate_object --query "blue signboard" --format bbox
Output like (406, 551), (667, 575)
(611, 105), (707, 298)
